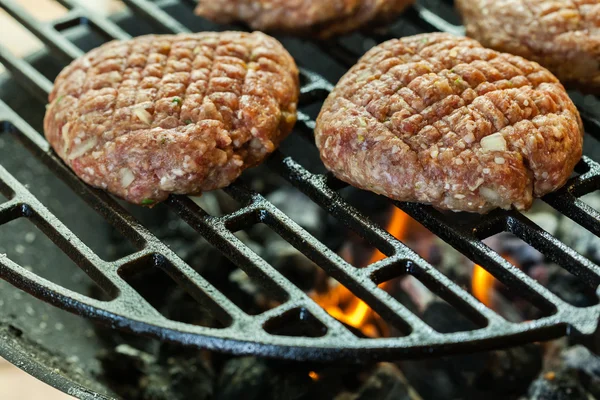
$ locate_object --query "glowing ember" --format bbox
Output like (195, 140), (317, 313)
(308, 371), (320, 381)
(311, 207), (411, 337)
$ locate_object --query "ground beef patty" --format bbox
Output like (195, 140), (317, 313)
(194, 0), (414, 39)
(44, 31), (299, 205)
(315, 33), (583, 213)
(456, 0), (600, 92)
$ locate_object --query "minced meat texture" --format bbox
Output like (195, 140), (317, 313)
(456, 0), (600, 93)
(44, 32), (299, 205)
(194, 0), (414, 39)
(315, 33), (583, 213)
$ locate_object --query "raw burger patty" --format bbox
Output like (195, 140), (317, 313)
(44, 32), (299, 205)
(315, 33), (583, 213)
(194, 0), (414, 39)
(456, 0), (600, 92)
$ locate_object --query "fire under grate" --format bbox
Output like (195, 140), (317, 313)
(0, 0), (599, 363)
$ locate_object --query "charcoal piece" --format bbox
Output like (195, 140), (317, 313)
(564, 345), (600, 373)
(339, 186), (391, 225)
(488, 232), (544, 267)
(395, 361), (457, 400)
(525, 344), (600, 400)
(98, 344), (158, 400)
(527, 370), (590, 400)
(349, 363), (415, 400)
(323, 215), (349, 254)
(162, 355), (214, 400)
(526, 208), (560, 236)
(215, 357), (270, 400)
(241, 164), (291, 195)
(267, 364), (314, 400)
(427, 238), (472, 289)
(161, 283), (222, 327)
(138, 372), (177, 400)
(265, 243), (319, 292)
(443, 344), (542, 397)
(249, 221), (319, 293)
(97, 346), (185, 399)
(414, 302), (486, 395)
(191, 192), (224, 216)
(111, 202), (223, 276)
(474, 344), (543, 395)
(335, 363), (422, 400)
(267, 187), (326, 238)
(215, 358), (318, 400)
(99, 344), (214, 400)
(562, 345), (600, 398)
(422, 301), (478, 333)
(556, 195), (600, 265)
(546, 272), (597, 308)
(401, 300), (542, 400)
(157, 220), (222, 273)
(136, 354), (213, 400)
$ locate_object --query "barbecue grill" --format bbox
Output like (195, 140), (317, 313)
(1, 0), (600, 397)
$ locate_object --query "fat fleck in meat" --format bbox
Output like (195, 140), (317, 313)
(194, 0), (414, 39)
(315, 33), (583, 213)
(456, 0), (600, 93)
(44, 31), (299, 205)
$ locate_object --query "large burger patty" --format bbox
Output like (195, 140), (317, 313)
(315, 33), (583, 213)
(456, 0), (600, 93)
(194, 0), (414, 39)
(44, 32), (299, 205)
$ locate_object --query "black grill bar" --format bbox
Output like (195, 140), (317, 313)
(0, 0), (81, 61)
(56, 0), (131, 41)
(107, 0), (434, 338)
(0, 0), (370, 342)
(510, 211), (600, 286)
(268, 155), (507, 326)
(0, 44), (52, 102)
(166, 195), (361, 337)
(121, 0), (188, 34)
(170, 189), (432, 336)
(0, 0), (599, 362)
(113, 0), (460, 334)
(411, 3), (465, 36)
(397, 203), (564, 310)
(0, 99), (250, 327)
(579, 105), (600, 138)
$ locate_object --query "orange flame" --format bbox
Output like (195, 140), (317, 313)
(472, 255), (516, 308)
(369, 207), (410, 264)
(308, 371), (320, 381)
(472, 264), (495, 307)
(311, 207), (410, 337)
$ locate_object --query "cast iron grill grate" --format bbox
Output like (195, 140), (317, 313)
(0, 0), (599, 362)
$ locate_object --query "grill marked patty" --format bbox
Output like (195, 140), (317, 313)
(44, 31), (299, 205)
(194, 0), (414, 39)
(315, 33), (583, 213)
(456, 0), (600, 93)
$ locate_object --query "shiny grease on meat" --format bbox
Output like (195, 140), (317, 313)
(315, 33), (583, 213)
(456, 0), (600, 93)
(194, 0), (414, 39)
(44, 32), (299, 205)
